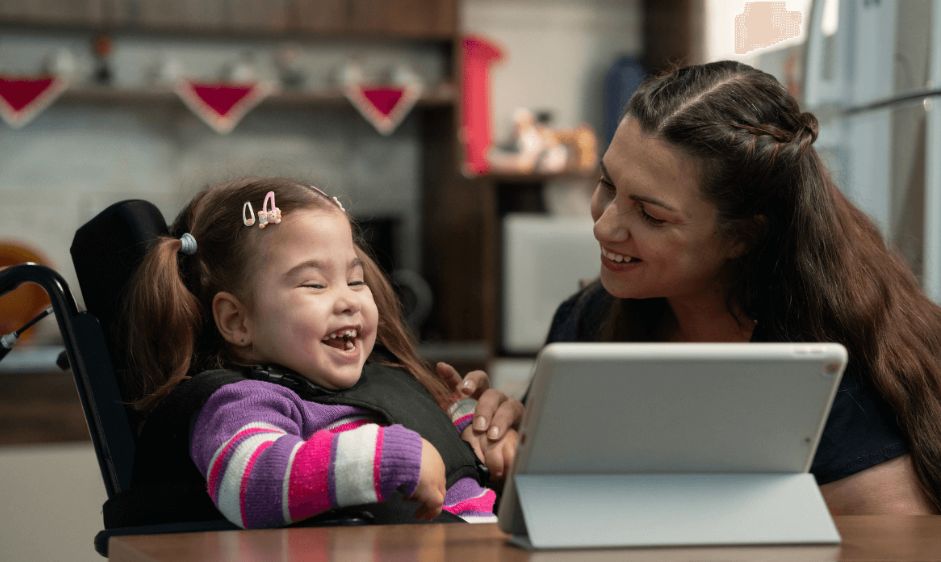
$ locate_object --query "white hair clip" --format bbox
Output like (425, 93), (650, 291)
(242, 201), (256, 226)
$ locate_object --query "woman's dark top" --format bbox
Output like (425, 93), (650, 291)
(545, 282), (909, 484)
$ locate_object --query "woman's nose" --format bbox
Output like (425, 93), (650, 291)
(593, 203), (629, 243)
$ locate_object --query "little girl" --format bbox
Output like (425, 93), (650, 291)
(120, 177), (501, 528)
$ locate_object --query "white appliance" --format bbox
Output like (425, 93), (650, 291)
(803, 0), (941, 300)
(502, 214), (598, 353)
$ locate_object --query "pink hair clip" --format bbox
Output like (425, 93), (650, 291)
(258, 190), (281, 229)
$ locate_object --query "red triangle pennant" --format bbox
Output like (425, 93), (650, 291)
(344, 84), (421, 136)
(0, 75), (68, 129)
(174, 79), (272, 134)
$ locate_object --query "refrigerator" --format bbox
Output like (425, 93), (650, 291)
(802, 0), (941, 301)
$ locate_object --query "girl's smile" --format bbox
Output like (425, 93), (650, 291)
(232, 208), (379, 389)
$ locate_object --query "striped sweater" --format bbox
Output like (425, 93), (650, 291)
(189, 379), (496, 528)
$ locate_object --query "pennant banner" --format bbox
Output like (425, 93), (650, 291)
(175, 79), (272, 134)
(0, 75), (69, 129)
(344, 84), (422, 136)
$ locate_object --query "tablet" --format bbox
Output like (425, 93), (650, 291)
(497, 342), (847, 547)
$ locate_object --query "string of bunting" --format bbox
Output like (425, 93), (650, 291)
(1, 67), (425, 137)
(174, 79), (274, 134)
(0, 74), (69, 129)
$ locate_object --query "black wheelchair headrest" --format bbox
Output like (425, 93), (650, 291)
(70, 200), (169, 355)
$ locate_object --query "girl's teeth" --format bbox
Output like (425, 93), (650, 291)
(325, 329), (358, 341)
(344, 341), (354, 351)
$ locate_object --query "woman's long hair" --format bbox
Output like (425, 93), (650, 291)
(602, 60), (941, 509)
(121, 177), (453, 415)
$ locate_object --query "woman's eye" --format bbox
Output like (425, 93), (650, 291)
(349, 280), (366, 287)
(302, 283), (326, 289)
(638, 205), (666, 226)
(598, 177), (616, 195)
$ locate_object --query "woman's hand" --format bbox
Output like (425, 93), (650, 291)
(411, 438), (446, 520)
(437, 362), (526, 479)
(461, 425), (519, 483)
(437, 362), (525, 440)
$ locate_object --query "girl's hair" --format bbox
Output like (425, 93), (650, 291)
(121, 177), (453, 415)
(601, 60), (941, 509)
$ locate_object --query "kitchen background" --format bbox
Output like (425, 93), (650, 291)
(3, 1), (938, 559)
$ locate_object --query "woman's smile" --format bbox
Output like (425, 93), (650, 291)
(601, 246), (642, 271)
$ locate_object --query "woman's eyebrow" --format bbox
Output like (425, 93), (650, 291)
(601, 160), (678, 212)
(630, 194), (678, 212)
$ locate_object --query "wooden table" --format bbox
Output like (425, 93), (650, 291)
(109, 516), (941, 561)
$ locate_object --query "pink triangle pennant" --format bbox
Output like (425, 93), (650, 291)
(174, 79), (273, 134)
(344, 84), (422, 136)
(0, 75), (69, 129)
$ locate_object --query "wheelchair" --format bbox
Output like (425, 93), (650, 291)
(0, 199), (453, 556)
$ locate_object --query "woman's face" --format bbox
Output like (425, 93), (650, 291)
(591, 118), (741, 303)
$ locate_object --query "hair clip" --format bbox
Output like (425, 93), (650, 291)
(243, 202), (256, 226)
(259, 190), (281, 229)
(178, 232), (197, 255)
(308, 184), (346, 213)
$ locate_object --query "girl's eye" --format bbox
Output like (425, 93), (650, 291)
(638, 204), (666, 226)
(302, 283), (326, 289)
(598, 177), (616, 195)
(349, 280), (366, 287)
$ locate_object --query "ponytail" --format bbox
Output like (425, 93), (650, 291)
(122, 236), (203, 413)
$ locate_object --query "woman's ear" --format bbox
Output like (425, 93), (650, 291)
(727, 214), (767, 259)
(213, 291), (252, 347)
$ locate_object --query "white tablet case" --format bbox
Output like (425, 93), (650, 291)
(498, 342), (847, 550)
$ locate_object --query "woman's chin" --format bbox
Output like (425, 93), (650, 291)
(600, 271), (642, 299)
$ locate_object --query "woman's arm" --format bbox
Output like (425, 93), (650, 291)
(820, 454), (938, 514)
(189, 380), (423, 528)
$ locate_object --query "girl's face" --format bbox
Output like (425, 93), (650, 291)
(591, 118), (742, 304)
(241, 208), (379, 389)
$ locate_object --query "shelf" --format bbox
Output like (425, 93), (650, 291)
(60, 83), (456, 108)
(471, 170), (598, 184)
(0, 17), (459, 42)
(0, 0), (459, 42)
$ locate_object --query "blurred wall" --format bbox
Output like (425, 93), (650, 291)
(464, 0), (642, 142)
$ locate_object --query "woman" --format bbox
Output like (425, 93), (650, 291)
(545, 60), (941, 514)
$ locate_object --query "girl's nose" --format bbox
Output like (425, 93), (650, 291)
(593, 203), (629, 243)
(334, 289), (362, 315)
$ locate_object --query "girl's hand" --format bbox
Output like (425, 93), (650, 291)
(437, 362), (525, 442)
(411, 438), (446, 520)
(461, 425), (520, 483)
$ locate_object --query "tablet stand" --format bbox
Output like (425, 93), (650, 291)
(510, 473), (840, 549)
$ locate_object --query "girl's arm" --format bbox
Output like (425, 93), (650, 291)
(449, 397), (478, 433)
(189, 380), (423, 528)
